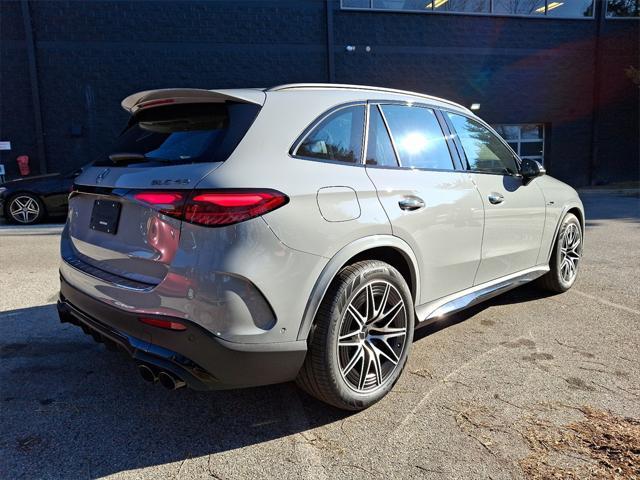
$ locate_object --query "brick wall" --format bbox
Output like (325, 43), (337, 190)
(1, 0), (637, 186)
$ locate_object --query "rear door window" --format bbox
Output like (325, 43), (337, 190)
(365, 105), (398, 167)
(95, 102), (260, 166)
(380, 105), (454, 170)
(295, 105), (365, 164)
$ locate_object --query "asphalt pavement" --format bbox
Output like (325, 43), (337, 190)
(0, 192), (638, 479)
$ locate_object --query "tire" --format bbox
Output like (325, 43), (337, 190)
(296, 260), (414, 411)
(5, 193), (45, 225)
(537, 212), (582, 293)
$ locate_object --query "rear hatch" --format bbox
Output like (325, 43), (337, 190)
(65, 89), (264, 287)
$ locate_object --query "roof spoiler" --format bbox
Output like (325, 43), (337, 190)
(121, 88), (266, 114)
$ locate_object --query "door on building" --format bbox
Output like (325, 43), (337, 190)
(444, 111), (546, 285)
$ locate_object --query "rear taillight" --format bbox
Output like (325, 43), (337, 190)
(185, 190), (288, 226)
(133, 189), (288, 227)
(134, 192), (185, 219)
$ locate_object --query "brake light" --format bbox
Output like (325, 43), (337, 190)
(134, 192), (184, 219)
(132, 189), (288, 227)
(185, 190), (288, 226)
(139, 317), (187, 331)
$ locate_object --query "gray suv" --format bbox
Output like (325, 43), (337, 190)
(57, 84), (584, 410)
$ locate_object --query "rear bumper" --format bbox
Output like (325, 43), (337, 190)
(58, 275), (307, 390)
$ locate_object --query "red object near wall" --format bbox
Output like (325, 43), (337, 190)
(17, 155), (30, 176)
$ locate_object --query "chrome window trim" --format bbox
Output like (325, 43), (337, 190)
(362, 103), (372, 166)
(289, 101), (367, 166)
(369, 101), (461, 172)
(340, 0), (596, 20)
(441, 107), (525, 177)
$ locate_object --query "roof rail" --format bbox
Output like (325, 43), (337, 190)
(268, 83), (470, 113)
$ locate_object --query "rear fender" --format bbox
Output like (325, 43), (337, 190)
(296, 235), (420, 341)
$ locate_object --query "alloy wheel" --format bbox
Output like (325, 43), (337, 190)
(560, 223), (581, 283)
(338, 280), (408, 393)
(9, 195), (41, 224)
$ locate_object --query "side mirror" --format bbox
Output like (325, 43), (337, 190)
(520, 158), (545, 183)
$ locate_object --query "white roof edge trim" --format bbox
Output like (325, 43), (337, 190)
(268, 83), (471, 113)
(121, 88), (266, 113)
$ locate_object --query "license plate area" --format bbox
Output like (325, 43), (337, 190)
(90, 199), (121, 234)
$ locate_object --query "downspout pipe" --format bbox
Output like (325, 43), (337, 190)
(21, 0), (47, 174)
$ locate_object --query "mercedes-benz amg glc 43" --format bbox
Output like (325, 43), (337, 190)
(58, 84), (584, 410)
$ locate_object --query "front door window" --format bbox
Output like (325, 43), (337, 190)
(447, 112), (519, 175)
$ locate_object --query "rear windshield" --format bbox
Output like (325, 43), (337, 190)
(94, 102), (260, 166)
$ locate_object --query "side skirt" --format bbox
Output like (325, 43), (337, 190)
(415, 265), (550, 324)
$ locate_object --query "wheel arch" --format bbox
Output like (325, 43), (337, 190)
(296, 235), (420, 341)
(567, 206), (584, 232)
(545, 202), (585, 264)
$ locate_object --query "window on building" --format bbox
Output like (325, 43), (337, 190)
(606, 0), (640, 17)
(493, 124), (545, 165)
(296, 106), (365, 164)
(432, 0), (490, 13)
(381, 105), (455, 170)
(492, 0), (544, 16)
(341, 0), (595, 18)
(447, 113), (519, 175)
(366, 106), (399, 167)
(548, 1), (594, 17)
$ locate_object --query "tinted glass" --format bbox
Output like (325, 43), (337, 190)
(381, 105), (454, 170)
(447, 113), (519, 175)
(521, 124), (544, 139)
(95, 102), (260, 166)
(433, 0), (490, 12)
(493, 0), (544, 15)
(297, 106), (365, 163)
(494, 125), (520, 140)
(372, 0), (427, 10)
(520, 142), (544, 157)
(366, 106), (398, 167)
(606, 0), (639, 17)
(342, 0), (370, 6)
(546, 0), (593, 16)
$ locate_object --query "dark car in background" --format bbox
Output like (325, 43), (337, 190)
(0, 169), (81, 224)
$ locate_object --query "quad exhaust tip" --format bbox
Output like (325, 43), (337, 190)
(138, 365), (186, 390)
(138, 364), (158, 383)
(158, 371), (186, 391)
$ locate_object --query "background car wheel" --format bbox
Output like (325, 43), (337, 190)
(537, 212), (582, 293)
(5, 193), (45, 225)
(296, 260), (414, 411)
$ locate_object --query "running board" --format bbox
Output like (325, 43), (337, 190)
(415, 266), (549, 323)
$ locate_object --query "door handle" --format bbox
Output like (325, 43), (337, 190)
(398, 197), (425, 211)
(488, 192), (504, 205)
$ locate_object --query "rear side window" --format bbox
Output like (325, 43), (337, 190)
(380, 105), (454, 170)
(295, 105), (365, 164)
(94, 102), (260, 166)
(365, 106), (398, 167)
(447, 113), (519, 175)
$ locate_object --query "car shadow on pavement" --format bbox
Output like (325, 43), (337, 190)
(0, 304), (347, 478)
(0, 284), (557, 477)
(414, 284), (555, 341)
